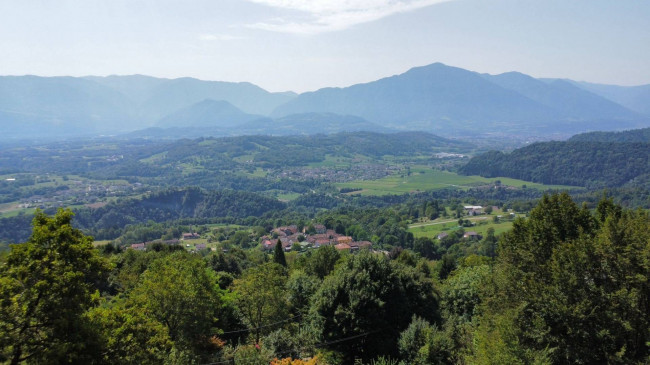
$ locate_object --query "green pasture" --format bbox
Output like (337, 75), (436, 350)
(140, 151), (168, 163)
(204, 223), (244, 229)
(409, 216), (515, 239)
(244, 167), (267, 178)
(0, 207), (35, 219)
(336, 167), (578, 196)
(276, 192), (301, 201)
(233, 154), (256, 163)
(92, 240), (112, 247)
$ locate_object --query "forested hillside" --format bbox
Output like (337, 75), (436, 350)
(272, 63), (647, 135)
(2, 64), (648, 140)
(568, 127), (650, 142)
(459, 141), (649, 188)
(1, 193), (647, 364)
(73, 187), (286, 230)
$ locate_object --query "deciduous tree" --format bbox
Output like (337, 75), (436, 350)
(0, 209), (110, 364)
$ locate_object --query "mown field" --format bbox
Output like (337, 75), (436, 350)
(336, 166), (578, 196)
(408, 215), (517, 239)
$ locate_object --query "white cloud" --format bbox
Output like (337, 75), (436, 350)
(244, 0), (454, 34)
(199, 34), (245, 41)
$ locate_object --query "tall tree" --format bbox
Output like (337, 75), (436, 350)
(304, 245), (340, 279)
(129, 252), (226, 355)
(474, 194), (650, 364)
(273, 239), (287, 267)
(310, 251), (439, 362)
(234, 263), (287, 343)
(0, 209), (110, 364)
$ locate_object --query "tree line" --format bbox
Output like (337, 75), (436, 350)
(459, 141), (649, 188)
(1, 193), (648, 364)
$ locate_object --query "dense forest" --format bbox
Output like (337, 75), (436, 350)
(459, 141), (649, 188)
(0, 182), (558, 245)
(1, 193), (648, 364)
(568, 127), (650, 142)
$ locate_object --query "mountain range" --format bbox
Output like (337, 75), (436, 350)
(1, 63), (648, 140)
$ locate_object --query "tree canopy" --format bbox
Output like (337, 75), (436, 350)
(0, 209), (110, 364)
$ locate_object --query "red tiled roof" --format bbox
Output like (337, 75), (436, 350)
(335, 243), (351, 250)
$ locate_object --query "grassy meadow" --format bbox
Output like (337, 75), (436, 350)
(336, 166), (578, 196)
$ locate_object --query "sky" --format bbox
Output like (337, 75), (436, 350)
(0, 0), (649, 93)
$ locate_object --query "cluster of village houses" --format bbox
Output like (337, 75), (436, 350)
(128, 205), (507, 251)
(129, 224), (373, 253)
(261, 224), (373, 252)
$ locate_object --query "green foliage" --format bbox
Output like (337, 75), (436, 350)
(129, 252), (226, 354)
(310, 251), (439, 362)
(302, 245), (341, 280)
(478, 227), (497, 258)
(2, 160), (650, 365)
(469, 309), (552, 365)
(234, 263), (288, 343)
(0, 209), (110, 364)
(460, 141), (650, 188)
(318, 207), (413, 248)
(412, 237), (441, 260)
(262, 328), (299, 360)
(207, 247), (250, 276)
(86, 299), (173, 365)
(436, 254), (456, 281)
(398, 316), (453, 365)
(366, 356), (403, 365)
(274, 239), (287, 267)
(441, 264), (490, 323)
(568, 127), (650, 143)
(398, 316), (431, 363)
(109, 248), (160, 292)
(475, 193), (650, 364)
(286, 271), (319, 316)
(74, 187), (286, 239)
(223, 343), (274, 365)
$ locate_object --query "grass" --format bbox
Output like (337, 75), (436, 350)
(204, 223), (243, 229)
(140, 151), (168, 163)
(409, 216), (516, 239)
(276, 192), (301, 201)
(336, 167), (579, 196)
(181, 238), (214, 251)
(233, 154), (256, 163)
(244, 168), (267, 178)
(198, 139), (219, 146)
(0, 207), (35, 219)
(92, 240), (112, 247)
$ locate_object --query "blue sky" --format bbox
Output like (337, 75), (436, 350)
(0, 0), (648, 92)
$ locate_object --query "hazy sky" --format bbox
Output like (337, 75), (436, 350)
(1, 0), (648, 92)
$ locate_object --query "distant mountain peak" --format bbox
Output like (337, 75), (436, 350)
(156, 98), (262, 128)
(1, 65), (648, 141)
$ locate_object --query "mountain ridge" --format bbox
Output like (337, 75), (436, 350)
(1, 64), (648, 140)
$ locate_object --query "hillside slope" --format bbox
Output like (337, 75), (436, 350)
(459, 141), (649, 188)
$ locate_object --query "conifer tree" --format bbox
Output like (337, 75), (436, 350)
(273, 239), (287, 267)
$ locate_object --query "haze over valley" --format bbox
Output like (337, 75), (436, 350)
(1, 1), (649, 364)
(1, 62), (649, 141)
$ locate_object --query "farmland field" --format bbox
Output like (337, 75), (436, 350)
(336, 167), (579, 196)
(409, 216), (517, 239)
